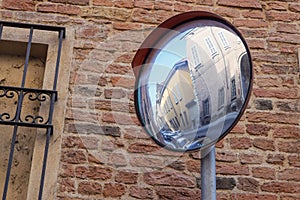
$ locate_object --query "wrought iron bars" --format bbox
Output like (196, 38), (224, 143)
(0, 21), (65, 200)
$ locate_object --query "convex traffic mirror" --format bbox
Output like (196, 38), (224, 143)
(132, 11), (253, 152)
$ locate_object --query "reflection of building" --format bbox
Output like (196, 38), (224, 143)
(139, 84), (160, 136)
(185, 26), (250, 126)
(157, 60), (199, 133)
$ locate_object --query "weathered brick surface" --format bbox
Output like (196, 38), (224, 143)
(1, 0), (299, 199)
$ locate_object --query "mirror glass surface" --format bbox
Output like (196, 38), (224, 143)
(134, 17), (252, 152)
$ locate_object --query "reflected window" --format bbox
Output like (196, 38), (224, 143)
(231, 78), (237, 100)
(218, 87), (225, 108)
(191, 45), (202, 68)
(184, 111), (188, 126)
(203, 98), (210, 117)
(167, 96), (173, 110)
(205, 37), (218, 57)
(218, 31), (230, 50)
(180, 113), (186, 126)
(175, 84), (183, 101)
(175, 117), (180, 128)
(173, 91), (179, 104)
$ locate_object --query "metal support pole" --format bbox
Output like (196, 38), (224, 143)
(201, 145), (216, 200)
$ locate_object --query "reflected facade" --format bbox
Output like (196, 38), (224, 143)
(135, 19), (252, 151)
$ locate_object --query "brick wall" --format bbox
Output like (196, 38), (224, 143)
(1, 0), (299, 199)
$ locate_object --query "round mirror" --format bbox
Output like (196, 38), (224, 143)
(132, 11), (253, 152)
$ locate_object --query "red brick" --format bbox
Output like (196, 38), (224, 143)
(261, 181), (300, 193)
(78, 181), (102, 195)
(196, 0), (213, 6)
(93, 99), (135, 113)
(60, 164), (75, 178)
(57, 4), (81, 15)
(92, 0), (114, 6)
(154, 0), (173, 11)
(115, 0), (134, 8)
(129, 186), (154, 199)
(103, 183), (126, 197)
(281, 195), (300, 200)
(247, 38), (266, 49)
(278, 141), (300, 153)
(37, 3), (57, 13)
(108, 152), (127, 166)
(266, 2), (287, 11)
(113, 22), (143, 30)
(217, 192), (230, 200)
(76, 25), (109, 40)
(253, 138), (275, 151)
(253, 87), (298, 99)
(134, 0), (154, 9)
(87, 152), (106, 164)
(168, 160), (185, 171)
(131, 8), (173, 24)
(102, 112), (140, 125)
(240, 152), (264, 164)
(59, 178), (75, 193)
(242, 10), (264, 19)
(216, 163), (250, 175)
(233, 19), (268, 28)
(229, 137), (252, 149)
(65, 109), (98, 122)
(267, 153), (285, 165)
(252, 167), (276, 180)
(288, 155), (300, 167)
(216, 151), (238, 162)
(231, 193), (277, 200)
(247, 111), (299, 125)
(130, 156), (164, 168)
(230, 123), (245, 134)
(61, 150), (86, 164)
(104, 88), (126, 99)
(218, 0), (262, 9)
(289, 4), (300, 12)
(237, 177), (259, 192)
(3, 0), (35, 11)
(111, 76), (135, 89)
(239, 28), (268, 38)
(81, 6), (131, 21)
(49, 0), (89, 6)
(155, 187), (200, 200)
(75, 166), (112, 180)
(144, 171), (195, 187)
(127, 141), (160, 153)
(186, 159), (200, 173)
(105, 63), (131, 75)
(174, 2), (193, 12)
(275, 22), (300, 34)
(266, 11), (300, 22)
(273, 125), (300, 139)
(261, 65), (296, 76)
(278, 168), (300, 181)
(256, 76), (281, 87)
(115, 170), (138, 184)
(246, 124), (271, 136)
(215, 7), (241, 18)
(268, 32), (300, 45)
(62, 136), (99, 149)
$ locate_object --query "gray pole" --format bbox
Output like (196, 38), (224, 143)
(201, 145), (216, 200)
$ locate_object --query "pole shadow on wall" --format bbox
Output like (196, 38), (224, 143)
(131, 11), (253, 200)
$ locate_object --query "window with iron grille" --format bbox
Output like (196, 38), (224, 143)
(0, 21), (66, 200)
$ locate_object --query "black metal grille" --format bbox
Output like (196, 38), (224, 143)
(0, 21), (65, 200)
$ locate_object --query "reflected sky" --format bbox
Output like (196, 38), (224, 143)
(148, 29), (189, 83)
